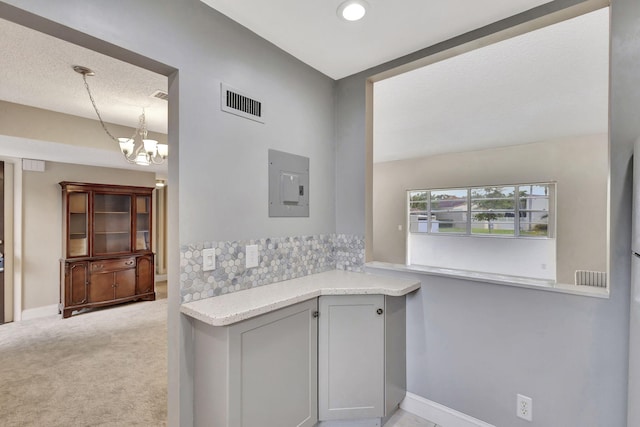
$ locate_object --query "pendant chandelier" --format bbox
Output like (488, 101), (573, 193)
(73, 65), (168, 166)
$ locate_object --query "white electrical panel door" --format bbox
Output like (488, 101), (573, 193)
(318, 294), (385, 421)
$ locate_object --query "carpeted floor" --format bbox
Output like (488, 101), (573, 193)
(0, 293), (167, 427)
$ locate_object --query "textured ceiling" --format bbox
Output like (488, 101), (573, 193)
(373, 8), (609, 163)
(200, 0), (552, 80)
(0, 17), (168, 134)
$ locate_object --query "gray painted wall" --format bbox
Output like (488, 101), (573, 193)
(610, 1), (640, 425)
(337, 1), (632, 426)
(0, 1), (336, 425)
(0, 0), (336, 245)
(1, 0), (637, 426)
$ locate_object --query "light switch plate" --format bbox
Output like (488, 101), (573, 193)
(202, 248), (216, 271)
(246, 245), (259, 268)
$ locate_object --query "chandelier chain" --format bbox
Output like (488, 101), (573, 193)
(81, 73), (137, 142)
(74, 64), (166, 166)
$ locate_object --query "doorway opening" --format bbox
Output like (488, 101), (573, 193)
(0, 13), (176, 322)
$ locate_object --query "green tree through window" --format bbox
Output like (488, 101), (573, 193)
(472, 186), (515, 234)
(408, 183), (552, 237)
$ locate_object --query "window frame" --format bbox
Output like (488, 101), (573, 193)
(408, 182), (555, 239)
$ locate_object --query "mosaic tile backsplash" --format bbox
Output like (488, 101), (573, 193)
(180, 234), (364, 303)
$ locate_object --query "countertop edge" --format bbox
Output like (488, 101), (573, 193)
(181, 291), (324, 327)
(180, 271), (421, 327)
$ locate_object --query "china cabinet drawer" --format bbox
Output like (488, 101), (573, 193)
(90, 257), (136, 273)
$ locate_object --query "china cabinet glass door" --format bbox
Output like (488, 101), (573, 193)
(68, 192), (89, 257)
(135, 195), (151, 251)
(93, 194), (131, 254)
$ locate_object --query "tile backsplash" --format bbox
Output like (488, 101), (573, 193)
(180, 234), (364, 303)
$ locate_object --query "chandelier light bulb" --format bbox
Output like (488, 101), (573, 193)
(135, 152), (150, 166)
(157, 144), (169, 158)
(143, 139), (158, 156)
(118, 138), (135, 156)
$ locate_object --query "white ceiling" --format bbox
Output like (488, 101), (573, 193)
(373, 7), (609, 163)
(200, 0), (553, 80)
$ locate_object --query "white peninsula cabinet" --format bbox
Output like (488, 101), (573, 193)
(181, 270), (420, 427)
(318, 295), (407, 425)
(192, 299), (318, 427)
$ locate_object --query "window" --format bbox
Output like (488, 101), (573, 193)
(409, 183), (554, 238)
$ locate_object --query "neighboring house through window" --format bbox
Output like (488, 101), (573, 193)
(409, 183), (554, 238)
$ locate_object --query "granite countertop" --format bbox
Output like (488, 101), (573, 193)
(180, 269), (421, 326)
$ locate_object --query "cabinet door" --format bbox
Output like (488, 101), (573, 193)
(114, 268), (136, 299)
(319, 294), (385, 420)
(67, 192), (89, 257)
(229, 298), (318, 427)
(93, 193), (132, 255)
(136, 255), (154, 295)
(66, 262), (88, 305)
(88, 272), (116, 303)
(135, 195), (152, 251)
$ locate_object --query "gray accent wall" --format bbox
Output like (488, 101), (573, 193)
(0, 1), (336, 426)
(611, 1), (640, 425)
(0, 0), (337, 245)
(1, 0), (638, 426)
(338, 0), (633, 426)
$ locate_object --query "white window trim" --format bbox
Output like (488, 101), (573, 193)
(408, 182), (556, 239)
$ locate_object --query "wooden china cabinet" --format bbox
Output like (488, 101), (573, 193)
(59, 182), (155, 318)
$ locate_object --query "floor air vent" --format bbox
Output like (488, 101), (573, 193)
(575, 270), (607, 287)
(221, 83), (264, 123)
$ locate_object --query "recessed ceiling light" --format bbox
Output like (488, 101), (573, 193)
(337, 0), (368, 22)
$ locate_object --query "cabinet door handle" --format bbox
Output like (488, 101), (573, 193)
(125, 260), (134, 266)
(312, 310), (320, 318)
(376, 308), (384, 315)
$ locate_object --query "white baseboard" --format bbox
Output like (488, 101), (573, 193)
(156, 274), (167, 282)
(317, 418), (381, 427)
(401, 392), (495, 427)
(20, 304), (59, 321)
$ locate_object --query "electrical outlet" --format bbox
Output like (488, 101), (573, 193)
(517, 394), (533, 422)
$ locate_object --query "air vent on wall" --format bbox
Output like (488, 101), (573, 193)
(221, 83), (264, 123)
(22, 159), (45, 172)
(150, 89), (169, 101)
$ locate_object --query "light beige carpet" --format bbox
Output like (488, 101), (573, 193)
(0, 298), (167, 427)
